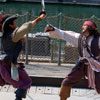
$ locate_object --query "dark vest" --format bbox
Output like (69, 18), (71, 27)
(0, 30), (22, 64)
(78, 34), (100, 58)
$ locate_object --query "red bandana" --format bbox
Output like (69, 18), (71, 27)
(0, 15), (6, 29)
(83, 21), (97, 29)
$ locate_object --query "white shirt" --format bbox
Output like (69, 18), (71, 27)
(49, 27), (100, 58)
(48, 27), (100, 87)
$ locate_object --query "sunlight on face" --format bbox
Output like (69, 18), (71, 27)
(82, 24), (88, 34)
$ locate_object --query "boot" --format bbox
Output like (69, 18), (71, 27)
(59, 85), (72, 100)
(15, 89), (27, 100)
(60, 97), (67, 100)
(15, 97), (22, 100)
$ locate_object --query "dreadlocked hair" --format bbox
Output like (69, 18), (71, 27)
(87, 26), (100, 37)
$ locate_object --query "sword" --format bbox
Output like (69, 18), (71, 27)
(41, 0), (45, 11)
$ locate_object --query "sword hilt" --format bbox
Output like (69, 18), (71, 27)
(39, 11), (46, 15)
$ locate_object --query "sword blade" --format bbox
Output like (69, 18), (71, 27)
(41, 0), (45, 11)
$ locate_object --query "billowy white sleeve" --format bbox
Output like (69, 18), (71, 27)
(49, 27), (80, 47)
(99, 37), (100, 49)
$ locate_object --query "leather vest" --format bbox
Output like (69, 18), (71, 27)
(0, 30), (22, 64)
(78, 34), (99, 58)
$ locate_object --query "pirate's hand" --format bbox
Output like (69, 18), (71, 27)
(31, 12), (46, 27)
(44, 24), (55, 32)
(34, 13), (46, 24)
(39, 12), (47, 20)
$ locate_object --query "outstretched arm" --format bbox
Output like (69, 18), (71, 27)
(31, 12), (46, 27)
(45, 25), (80, 47)
(12, 12), (46, 42)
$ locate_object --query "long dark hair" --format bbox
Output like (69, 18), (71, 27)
(87, 26), (100, 37)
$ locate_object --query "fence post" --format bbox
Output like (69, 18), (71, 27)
(51, 39), (54, 62)
(25, 13), (29, 64)
(58, 13), (62, 66)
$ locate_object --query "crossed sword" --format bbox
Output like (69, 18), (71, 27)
(41, 0), (45, 12)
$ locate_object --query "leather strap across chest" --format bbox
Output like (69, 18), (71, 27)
(78, 35), (99, 58)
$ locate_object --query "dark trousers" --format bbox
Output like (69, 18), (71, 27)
(0, 62), (32, 89)
(61, 60), (100, 94)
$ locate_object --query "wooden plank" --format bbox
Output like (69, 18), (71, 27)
(72, 88), (80, 96)
(44, 87), (52, 94)
(1, 85), (9, 92)
(51, 87), (60, 95)
(28, 86), (36, 93)
(36, 86), (45, 94)
(7, 85), (16, 92)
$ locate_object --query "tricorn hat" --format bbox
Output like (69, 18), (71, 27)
(1, 14), (19, 33)
(0, 15), (7, 31)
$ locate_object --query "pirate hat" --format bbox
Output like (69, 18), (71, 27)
(1, 14), (19, 33)
(0, 15), (8, 36)
(0, 15), (7, 31)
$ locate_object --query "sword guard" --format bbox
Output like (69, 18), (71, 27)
(44, 24), (55, 32)
(39, 11), (46, 15)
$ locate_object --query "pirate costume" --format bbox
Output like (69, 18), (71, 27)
(0, 14), (32, 100)
(45, 21), (100, 100)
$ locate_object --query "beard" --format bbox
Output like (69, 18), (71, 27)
(81, 27), (88, 34)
